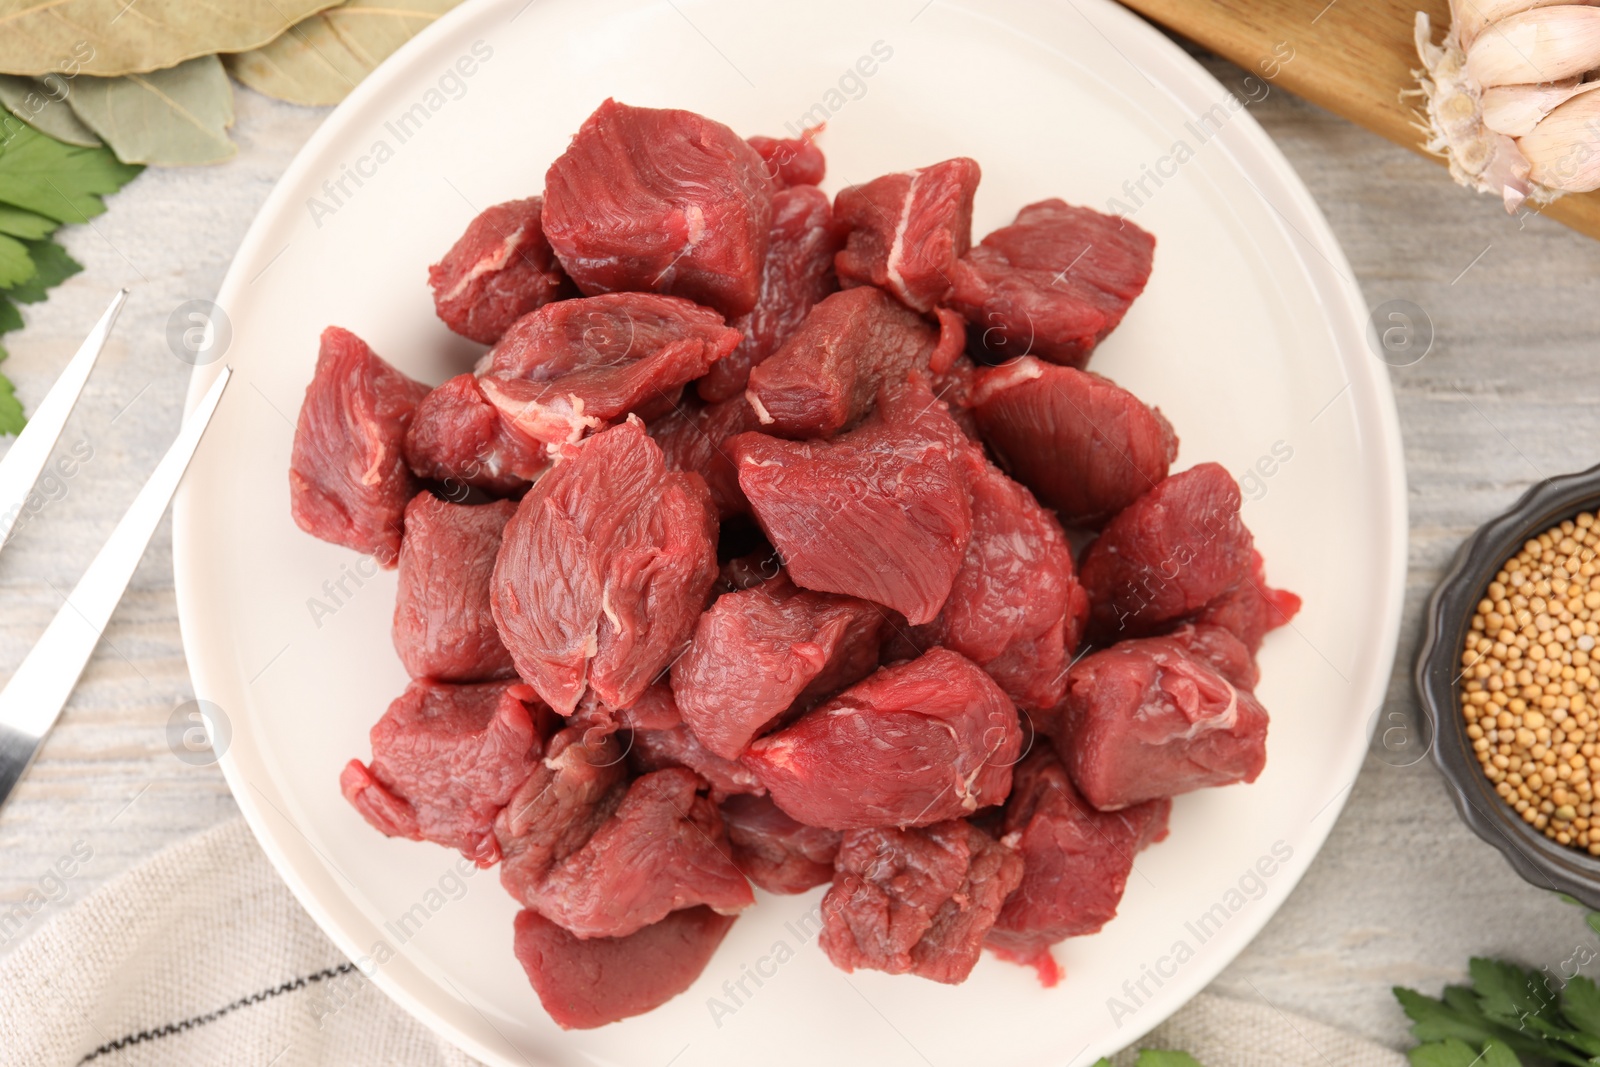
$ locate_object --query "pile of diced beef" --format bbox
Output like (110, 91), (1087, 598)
(289, 98), (1301, 1030)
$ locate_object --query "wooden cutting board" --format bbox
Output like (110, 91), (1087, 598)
(1119, 0), (1600, 240)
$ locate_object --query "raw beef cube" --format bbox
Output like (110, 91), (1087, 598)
(747, 132), (826, 188)
(1056, 635), (1270, 810)
(932, 351), (983, 444)
(393, 495), (517, 682)
(340, 679), (550, 866)
(717, 548), (784, 594)
(744, 648), (1020, 830)
(971, 355), (1178, 527)
(672, 573), (886, 759)
(480, 293), (741, 450)
(906, 451), (1088, 710)
(428, 197), (571, 345)
(698, 185), (843, 402)
(404, 374), (549, 496)
(986, 748), (1169, 978)
(721, 793), (841, 895)
(627, 697), (767, 801)
(930, 306), (968, 376)
(1164, 622), (1260, 690)
(542, 99), (776, 318)
(497, 726), (628, 906)
(514, 906), (736, 1030)
(951, 199), (1155, 368)
(1194, 549), (1302, 653)
(535, 768), (755, 938)
(731, 379), (972, 625)
(833, 157), (981, 312)
(820, 820), (1022, 984)
(289, 326), (428, 566)
(648, 396), (762, 518)
(744, 286), (939, 439)
(491, 420), (718, 714)
(612, 682), (684, 731)
(1079, 463), (1255, 640)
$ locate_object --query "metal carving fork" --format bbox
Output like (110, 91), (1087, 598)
(0, 291), (232, 811)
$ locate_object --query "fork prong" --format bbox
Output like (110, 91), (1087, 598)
(0, 289), (129, 549)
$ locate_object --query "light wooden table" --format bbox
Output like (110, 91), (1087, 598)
(1, 47), (1598, 1052)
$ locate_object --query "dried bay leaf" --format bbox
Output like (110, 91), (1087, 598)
(68, 56), (235, 166)
(0, 74), (100, 146)
(0, 0), (343, 78)
(225, 0), (464, 107)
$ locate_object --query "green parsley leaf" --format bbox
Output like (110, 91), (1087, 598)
(0, 123), (141, 223)
(0, 203), (57, 239)
(1480, 1040), (1522, 1067)
(1406, 1038), (1491, 1067)
(1563, 976), (1600, 1038)
(4, 237), (80, 304)
(0, 343), (22, 436)
(0, 293), (21, 334)
(0, 232), (35, 288)
(1470, 958), (1556, 1029)
(1136, 1053), (1205, 1067)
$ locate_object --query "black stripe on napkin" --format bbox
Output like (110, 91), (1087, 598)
(77, 962), (358, 1064)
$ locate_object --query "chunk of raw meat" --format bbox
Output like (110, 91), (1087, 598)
(930, 306), (968, 376)
(404, 374), (548, 496)
(393, 495), (517, 682)
(612, 682), (684, 731)
(290, 326), (428, 566)
(496, 726), (628, 906)
(820, 820), (1022, 984)
(542, 99), (775, 318)
(698, 185), (843, 402)
(1056, 635), (1270, 810)
(834, 157), (981, 312)
(648, 396), (762, 518)
(672, 574), (885, 759)
(1194, 549), (1302, 653)
(429, 197), (570, 345)
(491, 420), (718, 714)
(905, 451), (1088, 709)
(744, 649), (1020, 830)
(971, 355), (1178, 526)
(717, 547), (783, 593)
(951, 199), (1155, 368)
(1079, 463), (1255, 641)
(744, 287), (940, 438)
(747, 132), (826, 188)
(480, 293), (741, 450)
(535, 768), (755, 938)
(1164, 622), (1260, 690)
(731, 379), (972, 625)
(986, 747), (1169, 979)
(721, 793), (841, 894)
(627, 701), (767, 802)
(340, 679), (550, 866)
(514, 906), (736, 1029)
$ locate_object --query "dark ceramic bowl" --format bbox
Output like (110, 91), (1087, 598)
(1417, 462), (1600, 907)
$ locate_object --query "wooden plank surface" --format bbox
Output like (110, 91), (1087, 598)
(1121, 0), (1600, 240)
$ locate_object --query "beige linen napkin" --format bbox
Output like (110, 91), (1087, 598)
(0, 817), (1406, 1067)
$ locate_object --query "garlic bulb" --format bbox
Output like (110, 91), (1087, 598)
(1415, 0), (1600, 211)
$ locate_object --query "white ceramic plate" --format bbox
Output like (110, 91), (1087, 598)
(173, 0), (1407, 1062)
